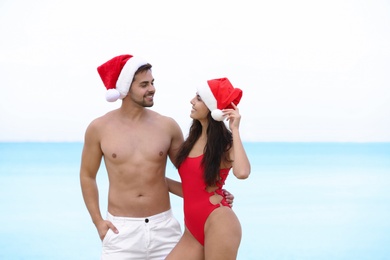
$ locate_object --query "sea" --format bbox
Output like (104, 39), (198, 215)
(0, 142), (389, 260)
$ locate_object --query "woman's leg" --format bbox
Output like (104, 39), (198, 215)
(166, 228), (204, 260)
(204, 207), (242, 260)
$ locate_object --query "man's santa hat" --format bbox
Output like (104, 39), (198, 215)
(197, 77), (243, 121)
(97, 54), (148, 102)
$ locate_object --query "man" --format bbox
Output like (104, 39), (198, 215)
(80, 54), (233, 259)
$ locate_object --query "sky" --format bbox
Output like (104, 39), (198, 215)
(0, 0), (389, 142)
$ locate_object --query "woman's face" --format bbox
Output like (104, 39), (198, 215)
(190, 93), (209, 120)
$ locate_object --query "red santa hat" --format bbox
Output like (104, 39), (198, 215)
(97, 54), (148, 102)
(197, 77), (243, 121)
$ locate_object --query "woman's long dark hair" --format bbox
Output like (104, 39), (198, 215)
(175, 113), (233, 186)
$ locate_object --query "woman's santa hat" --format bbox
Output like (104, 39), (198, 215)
(97, 54), (148, 102)
(197, 77), (243, 121)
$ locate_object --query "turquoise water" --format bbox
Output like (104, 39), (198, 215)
(0, 142), (389, 259)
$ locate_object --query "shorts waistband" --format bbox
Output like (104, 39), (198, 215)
(106, 209), (173, 223)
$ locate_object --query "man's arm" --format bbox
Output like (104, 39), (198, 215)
(167, 117), (184, 168)
(166, 177), (183, 197)
(80, 121), (118, 240)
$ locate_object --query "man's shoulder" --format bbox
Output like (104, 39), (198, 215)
(88, 110), (117, 127)
(148, 109), (177, 123)
(147, 110), (181, 132)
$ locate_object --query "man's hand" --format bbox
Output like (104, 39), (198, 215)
(96, 219), (119, 241)
(222, 189), (235, 207)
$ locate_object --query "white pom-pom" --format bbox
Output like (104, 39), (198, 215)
(106, 89), (120, 102)
(211, 109), (225, 121)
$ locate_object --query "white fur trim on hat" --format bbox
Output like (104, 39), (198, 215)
(197, 82), (225, 121)
(115, 56), (148, 100)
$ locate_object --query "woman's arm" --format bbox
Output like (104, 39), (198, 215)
(230, 128), (251, 179)
(224, 102), (251, 179)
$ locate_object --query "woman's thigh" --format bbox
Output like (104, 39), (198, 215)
(166, 228), (204, 260)
(204, 207), (242, 259)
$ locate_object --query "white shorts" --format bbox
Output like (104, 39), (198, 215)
(101, 209), (182, 260)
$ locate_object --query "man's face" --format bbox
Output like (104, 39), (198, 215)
(127, 70), (155, 107)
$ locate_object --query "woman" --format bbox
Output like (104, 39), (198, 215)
(167, 77), (251, 259)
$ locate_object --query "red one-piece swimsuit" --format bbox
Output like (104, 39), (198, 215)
(178, 154), (231, 246)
